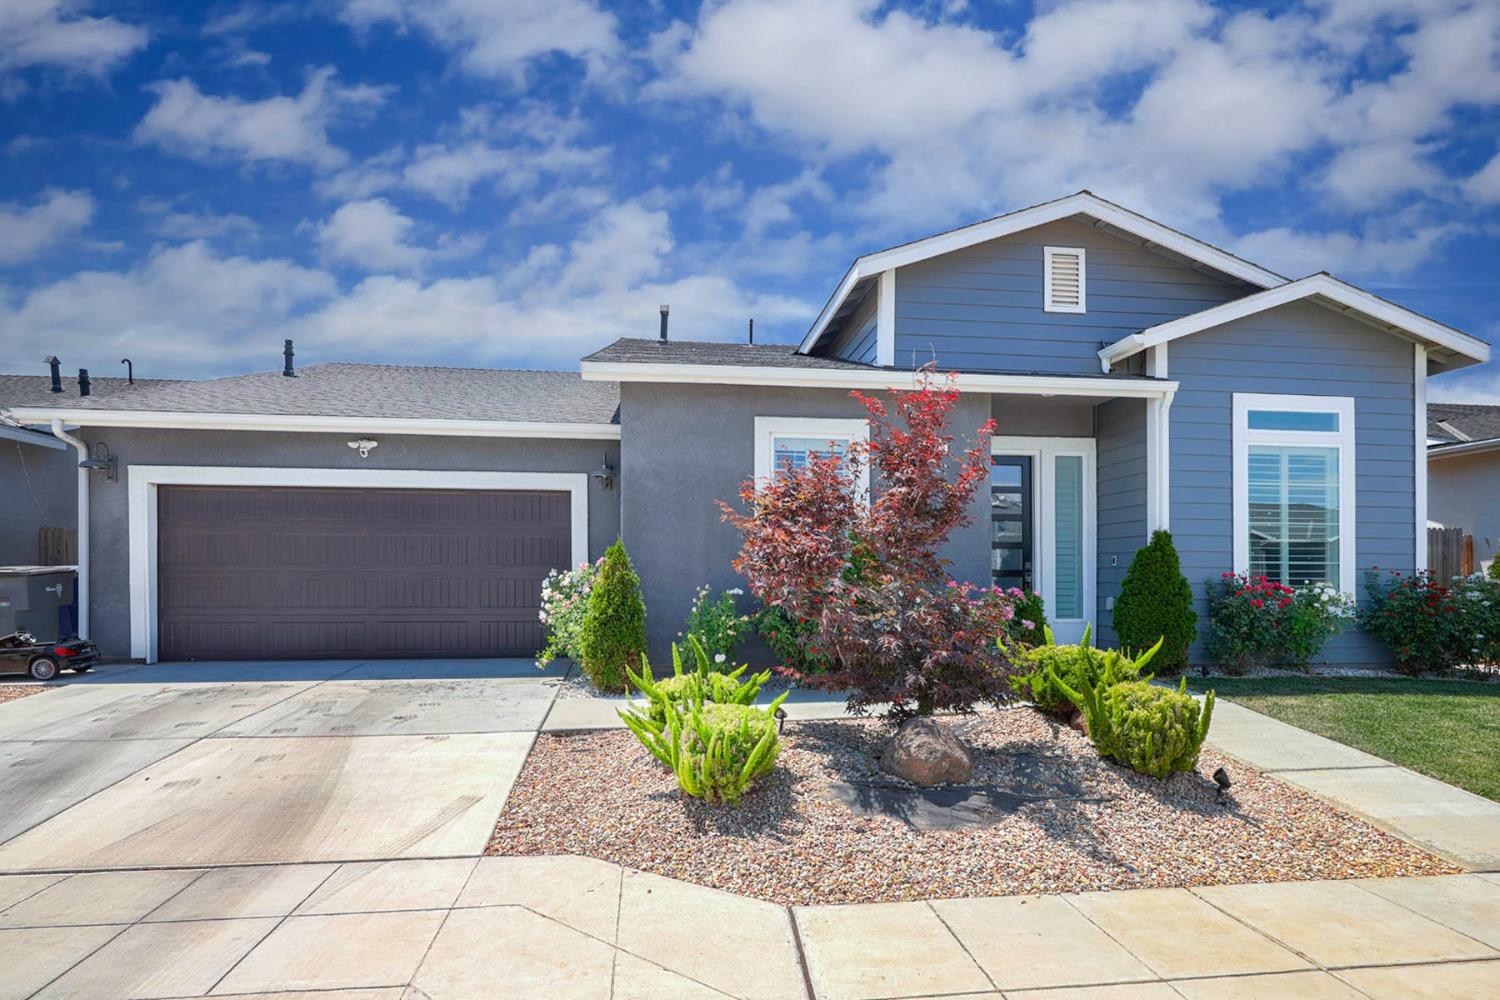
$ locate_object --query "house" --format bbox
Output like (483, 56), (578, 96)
(2, 192), (1490, 666)
(1428, 402), (1500, 574)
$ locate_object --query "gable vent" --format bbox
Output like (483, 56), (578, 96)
(1044, 246), (1086, 313)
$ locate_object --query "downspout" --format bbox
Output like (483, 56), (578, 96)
(49, 418), (89, 639)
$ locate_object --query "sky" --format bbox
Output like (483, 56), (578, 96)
(0, 0), (1497, 402)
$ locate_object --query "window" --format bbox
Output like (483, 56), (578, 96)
(1044, 246), (1086, 313)
(1233, 394), (1355, 593)
(753, 417), (870, 494)
(1053, 454), (1085, 618)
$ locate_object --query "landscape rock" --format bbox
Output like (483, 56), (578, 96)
(880, 717), (972, 786)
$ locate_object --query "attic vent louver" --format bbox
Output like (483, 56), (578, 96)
(1044, 246), (1086, 313)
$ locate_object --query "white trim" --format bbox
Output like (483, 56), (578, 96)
(801, 191), (1285, 352)
(4, 408), (622, 440)
(1144, 347), (1171, 534)
(0, 423), (67, 449)
(992, 435), (1097, 643)
(127, 466), (590, 663)
(1099, 273), (1490, 370)
(1414, 344), (1427, 572)
(876, 269), (896, 367)
(1231, 393), (1357, 594)
(753, 417), (871, 496)
(1429, 437), (1500, 460)
(581, 361), (1177, 399)
(1043, 246), (1087, 314)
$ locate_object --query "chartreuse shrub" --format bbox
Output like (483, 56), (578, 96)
(1010, 624), (1160, 717)
(577, 539), (647, 693)
(619, 648), (790, 805)
(1112, 530), (1197, 673)
(630, 634), (771, 725)
(1053, 670), (1215, 779)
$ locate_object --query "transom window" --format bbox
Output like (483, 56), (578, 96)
(753, 416), (870, 494)
(1233, 394), (1355, 593)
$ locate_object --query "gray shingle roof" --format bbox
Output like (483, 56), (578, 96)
(582, 338), (878, 370)
(0, 374), (177, 409)
(4, 364), (621, 425)
(1429, 403), (1500, 446)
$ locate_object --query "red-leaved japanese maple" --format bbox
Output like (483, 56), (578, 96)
(720, 369), (1019, 718)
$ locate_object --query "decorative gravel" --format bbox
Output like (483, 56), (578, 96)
(0, 684), (50, 705)
(487, 707), (1459, 906)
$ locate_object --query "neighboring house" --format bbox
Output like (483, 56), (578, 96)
(0, 373), (174, 567)
(2, 192), (1490, 667)
(1428, 402), (1500, 574)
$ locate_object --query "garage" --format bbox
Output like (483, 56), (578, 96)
(155, 485), (571, 660)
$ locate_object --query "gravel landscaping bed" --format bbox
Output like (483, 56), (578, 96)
(0, 684), (51, 705)
(487, 707), (1458, 905)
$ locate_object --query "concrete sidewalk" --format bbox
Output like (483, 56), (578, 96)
(3, 857), (1497, 999)
(1207, 700), (1500, 871)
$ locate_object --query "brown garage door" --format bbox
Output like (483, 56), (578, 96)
(156, 485), (571, 660)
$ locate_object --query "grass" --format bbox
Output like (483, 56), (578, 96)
(1186, 675), (1500, 802)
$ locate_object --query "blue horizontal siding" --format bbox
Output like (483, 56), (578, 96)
(1096, 397), (1147, 647)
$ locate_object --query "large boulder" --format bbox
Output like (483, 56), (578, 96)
(880, 717), (972, 787)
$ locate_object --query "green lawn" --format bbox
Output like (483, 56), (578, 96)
(1186, 675), (1500, 802)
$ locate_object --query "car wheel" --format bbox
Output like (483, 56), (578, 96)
(28, 657), (59, 681)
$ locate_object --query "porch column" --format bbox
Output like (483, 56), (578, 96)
(1144, 347), (1171, 536)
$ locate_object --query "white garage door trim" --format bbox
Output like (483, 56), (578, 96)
(128, 466), (589, 662)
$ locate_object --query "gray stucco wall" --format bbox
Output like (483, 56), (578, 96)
(620, 383), (992, 661)
(1095, 398), (1147, 647)
(892, 218), (1249, 375)
(1169, 299), (1416, 666)
(991, 395), (1094, 437)
(77, 427), (621, 658)
(1429, 450), (1500, 573)
(1, 439), (76, 564)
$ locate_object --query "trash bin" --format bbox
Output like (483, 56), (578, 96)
(0, 566), (78, 642)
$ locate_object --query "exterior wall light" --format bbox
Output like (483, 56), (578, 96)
(347, 438), (378, 458)
(591, 455), (616, 490)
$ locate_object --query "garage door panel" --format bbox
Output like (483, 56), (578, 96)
(157, 485), (568, 660)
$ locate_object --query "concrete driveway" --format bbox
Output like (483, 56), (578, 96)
(0, 659), (558, 870)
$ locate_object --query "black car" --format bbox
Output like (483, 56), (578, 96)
(0, 632), (99, 681)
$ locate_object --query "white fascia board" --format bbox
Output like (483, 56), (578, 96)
(1428, 437), (1500, 460)
(4, 407), (622, 440)
(804, 192), (1287, 355)
(1099, 274), (1491, 369)
(0, 422), (67, 449)
(580, 360), (1176, 399)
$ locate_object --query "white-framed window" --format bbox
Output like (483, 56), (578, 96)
(1043, 246), (1086, 313)
(1232, 393), (1356, 594)
(753, 416), (870, 495)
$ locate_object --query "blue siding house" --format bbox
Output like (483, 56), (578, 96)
(5, 192), (1490, 666)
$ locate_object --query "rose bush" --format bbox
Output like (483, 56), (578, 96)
(1361, 569), (1500, 674)
(1207, 572), (1353, 673)
(536, 558), (602, 669)
(681, 584), (752, 662)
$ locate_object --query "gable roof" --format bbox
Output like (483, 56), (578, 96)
(582, 338), (877, 370)
(1097, 273), (1490, 375)
(5, 363), (622, 438)
(0, 373), (177, 411)
(800, 190), (1289, 355)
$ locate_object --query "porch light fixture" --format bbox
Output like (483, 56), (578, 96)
(591, 454), (616, 490)
(347, 438), (378, 458)
(78, 441), (117, 482)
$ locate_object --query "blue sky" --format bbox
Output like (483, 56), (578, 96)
(1, 0), (1497, 401)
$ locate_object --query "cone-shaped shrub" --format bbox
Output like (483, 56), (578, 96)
(578, 539), (647, 692)
(1112, 530), (1197, 673)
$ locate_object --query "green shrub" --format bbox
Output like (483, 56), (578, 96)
(1112, 530), (1198, 673)
(631, 635), (771, 725)
(1011, 625), (1159, 716)
(536, 558), (601, 669)
(1055, 672), (1215, 779)
(577, 539), (647, 693)
(1360, 569), (1500, 674)
(999, 589), (1048, 647)
(1490, 559), (1500, 582)
(755, 604), (831, 675)
(1207, 573), (1353, 673)
(619, 673), (789, 805)
(682, 585), (752, 661)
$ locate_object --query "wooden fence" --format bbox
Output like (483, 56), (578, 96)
(37, 526), (77, 566)
(1428, 526), (1473, 581)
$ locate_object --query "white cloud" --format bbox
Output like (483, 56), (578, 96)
(315, 198), (430, 272)
(0, 0), (147, 78)
(1429, 361), (1500, 406)
(0, 188), (93, 263)
(138, 199), (260, 243)
(1466, 152), (1500, 204)
(1235, 222), (1467, 279)
(338, 0), (619, 81)
(134, 67), (387, 169)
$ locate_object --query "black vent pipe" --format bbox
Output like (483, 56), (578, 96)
(78, 369), (91, 397)
(658, 305), (669, 342)
(283, 339), (296, 377)
(44, 356), (62, 393)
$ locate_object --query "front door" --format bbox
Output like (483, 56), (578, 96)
(992, 438), (1096, 644)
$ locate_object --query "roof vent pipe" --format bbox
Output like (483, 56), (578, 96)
(78, 369), (91, 397)
(658, 305), (669, 342)
(283, 339), (296, 377)
(121, 358), (133, 384)
(748, 318), (754, 345)
(44, 356), (62, 393)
